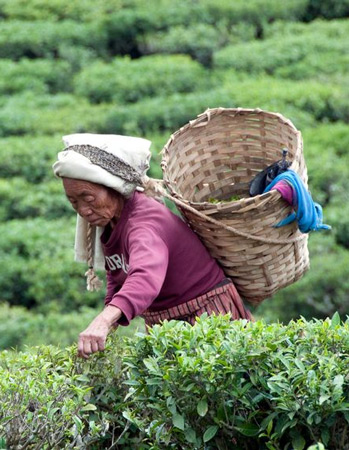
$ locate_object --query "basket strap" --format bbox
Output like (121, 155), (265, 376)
(142, 178), (305, 245)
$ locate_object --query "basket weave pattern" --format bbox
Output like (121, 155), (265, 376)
(161, 108), (310, 304)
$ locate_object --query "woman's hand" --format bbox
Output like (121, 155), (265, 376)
(78, 306), (122, 358)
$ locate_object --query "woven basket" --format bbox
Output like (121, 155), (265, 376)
(161, 107), (310, 305)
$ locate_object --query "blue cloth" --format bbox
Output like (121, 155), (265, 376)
(263, 169), (331, 233)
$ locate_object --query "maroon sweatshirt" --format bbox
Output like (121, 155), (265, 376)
(100, 192), (225, 325)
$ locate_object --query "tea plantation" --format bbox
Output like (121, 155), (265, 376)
(0, 0), (348, 448)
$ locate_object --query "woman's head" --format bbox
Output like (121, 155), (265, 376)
(52, 133), (152, 291)
(63, 177), (124, 228)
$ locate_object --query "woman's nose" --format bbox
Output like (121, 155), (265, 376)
(78, 204), (93, 217)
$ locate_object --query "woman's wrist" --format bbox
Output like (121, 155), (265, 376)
(100, 305), (123, 328)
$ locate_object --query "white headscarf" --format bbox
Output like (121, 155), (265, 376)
(53, 133), (152, 290)
(53, 133), (152, 197)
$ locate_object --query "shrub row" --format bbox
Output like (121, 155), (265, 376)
(303, 123), (349, 205)
(0, 0), (318, 63)
(74, 55), (209, 104)
(0, 58), (73, 95)
(0, 0), (308, 26)
(0, 303), (145, 350)
(0, 304), (97, 350)
(0, 217), (102, 311)
(102, 77), (348, 135)
(0, 93), (113, 137)
(0, 0), (123, 21)
(0, 1), (347, 66)
(303, 0), (349, 21)
(1, 78), (347, 138)
(0, 20), (108, 60)
(138, 23), (231, 67)
(264, 17), (349, 40)
(0, 178), (73, 220)
(0, 339), (141, 449)
(257, 233), (349, 323)
(0, 135), (61, 182)
(214, 19), (349, 79)
(1, 315), (348, 449)
(103, 0), (303, 59)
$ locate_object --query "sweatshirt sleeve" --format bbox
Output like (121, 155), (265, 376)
(108, 226), (169, 325)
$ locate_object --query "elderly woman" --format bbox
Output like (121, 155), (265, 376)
(53, 134), (252, 358)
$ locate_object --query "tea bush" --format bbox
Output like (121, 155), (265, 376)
(196, 0), (308, 27)
(74, 55), (209, 104)
(0, 218), (103, 311)
(0, 20), (108, 60)
(1, 315), (348, 449)
(103, 77), (347, 135)
(303, 123), (349, 205)
(124, 315), (349, 449)
(0, 0), (309, 61)
(0, 135), (61, 182)
(0, 93), (113, 137)
(0, 0), (123, 21)
(0, 178), (73, 220)
(0, 58), (72, 95)
(0, 303), (145, 350)
(214, 19), (349, 79)
(257, 233), (349, 322)
(0, 338), (146, 449)
(264, 17), (349, 39)
(304, 0), (349, 20)
(1, 80), (346, 141)
(138, 23), (229, 66)
(0, 304), (97, 350)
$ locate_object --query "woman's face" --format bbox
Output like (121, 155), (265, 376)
(62, 178), (124, 227)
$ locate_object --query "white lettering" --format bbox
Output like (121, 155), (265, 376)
(105, 253), (129, 274)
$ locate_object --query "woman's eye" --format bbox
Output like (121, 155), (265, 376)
(84, 196), (95, 202)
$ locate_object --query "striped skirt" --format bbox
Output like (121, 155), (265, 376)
(142, 278), (253, 327)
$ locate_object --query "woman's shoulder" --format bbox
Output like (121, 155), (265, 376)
(128, 192), (183, 233)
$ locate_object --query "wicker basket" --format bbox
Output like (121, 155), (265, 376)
(161, 107), (310, 305)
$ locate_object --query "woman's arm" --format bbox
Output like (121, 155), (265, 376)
(107, 228), (169, 325)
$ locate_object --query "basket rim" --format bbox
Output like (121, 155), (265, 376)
(161, 107), (303, 211)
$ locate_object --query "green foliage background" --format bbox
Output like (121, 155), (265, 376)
(0, 0), (348, 350)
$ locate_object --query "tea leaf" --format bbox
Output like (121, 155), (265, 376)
(331, 311), (341, 328)
(197, 398), (208, 417)
(203, 425), (218, 442)
(292, 434), (306, 450)
(172, 413), (185, 431)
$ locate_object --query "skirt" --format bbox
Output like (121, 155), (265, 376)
(142, 278), (253, 327)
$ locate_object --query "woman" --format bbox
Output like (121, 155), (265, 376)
(53, 133), (253, 359)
